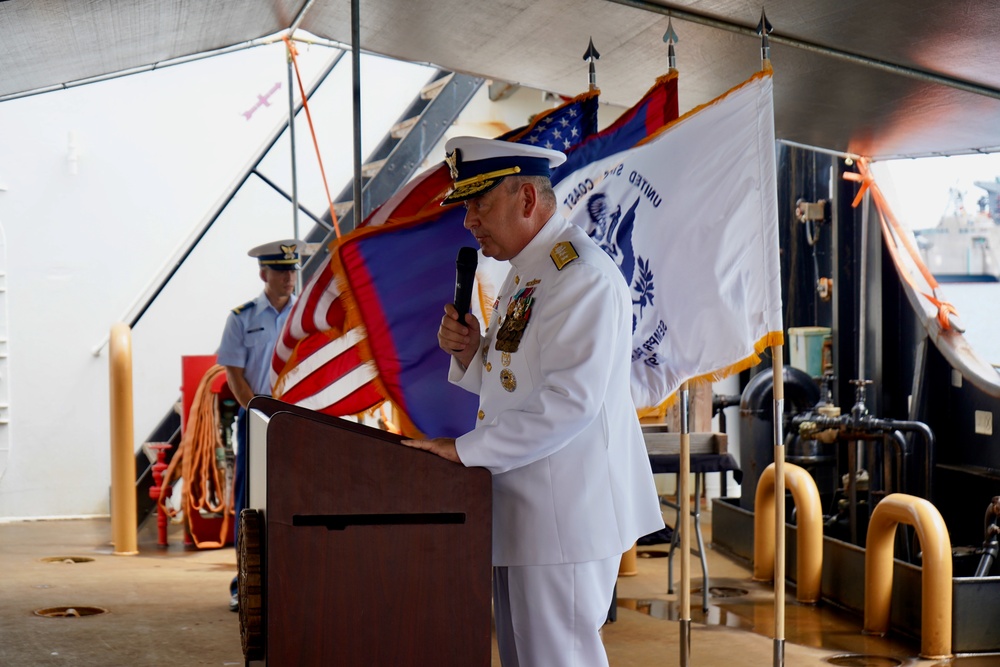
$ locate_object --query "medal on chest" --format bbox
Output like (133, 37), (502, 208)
(494, 286), (535, 354)
(500, 368), (517, 392)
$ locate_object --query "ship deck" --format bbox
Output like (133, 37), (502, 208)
(0, 503), (966, 666)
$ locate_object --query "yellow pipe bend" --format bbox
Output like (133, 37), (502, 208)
(864, 493), (952, 660)
(752, 461), (824, 603)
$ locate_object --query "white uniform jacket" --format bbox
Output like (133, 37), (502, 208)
(452, 213), (664, 566)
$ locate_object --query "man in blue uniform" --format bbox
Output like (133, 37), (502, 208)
(217, 239), (302, 612)
(402, 138), (663, 667)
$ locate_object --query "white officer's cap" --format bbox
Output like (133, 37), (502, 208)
(248, 239), (304, 270)
(442, 136), (566, 205)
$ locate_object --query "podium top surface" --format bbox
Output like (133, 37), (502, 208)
(246, 397), (492, 513)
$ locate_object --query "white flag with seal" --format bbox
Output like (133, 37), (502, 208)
(554, 71), (784, 409)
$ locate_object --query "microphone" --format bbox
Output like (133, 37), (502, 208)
(454, 247), (478, 320)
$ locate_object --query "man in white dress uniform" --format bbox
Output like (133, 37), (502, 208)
(402, 137), (663, 667)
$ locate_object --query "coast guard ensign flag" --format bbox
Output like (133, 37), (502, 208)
(554, 71), (783, 409)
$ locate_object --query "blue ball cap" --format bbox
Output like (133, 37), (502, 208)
(442, 136), (566, 205)
(248, 239), (304, 270)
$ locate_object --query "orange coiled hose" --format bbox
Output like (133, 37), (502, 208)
(157, 364), (231, 548)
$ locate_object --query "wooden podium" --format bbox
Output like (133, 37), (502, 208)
(240, 398), (492, 666)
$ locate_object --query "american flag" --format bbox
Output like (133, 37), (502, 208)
(269, 254), (383, 415)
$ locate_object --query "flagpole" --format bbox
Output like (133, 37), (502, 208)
(755, 12), (784, 664)
(659, 19), (689, 664)
(771, 347), (786, 667)
(678, 381), (691, 667)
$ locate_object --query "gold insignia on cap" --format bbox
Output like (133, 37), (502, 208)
(550, 242), (579, 270)
(452, 166), (522, 192)
(445, 149), (460, 180)
(280, 244), (297, 260)
(448, 179), (497, 201)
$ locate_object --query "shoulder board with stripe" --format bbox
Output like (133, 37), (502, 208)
(550, 241), (579, 271)
(232, 300), (255, 315)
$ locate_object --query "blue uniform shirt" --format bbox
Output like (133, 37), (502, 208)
(217, 291), (295, 396)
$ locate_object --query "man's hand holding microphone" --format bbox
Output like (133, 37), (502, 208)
(439, 246), (481, 370)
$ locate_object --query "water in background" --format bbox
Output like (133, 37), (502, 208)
(939, 282), (1000, 368)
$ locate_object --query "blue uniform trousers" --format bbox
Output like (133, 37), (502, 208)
(230, 406), (247, 596)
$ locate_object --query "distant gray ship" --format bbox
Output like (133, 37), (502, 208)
(915, 179), (1000, 282)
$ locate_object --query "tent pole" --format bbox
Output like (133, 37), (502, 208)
(286, 43), (301, 293)
(350, 0), (363, 225)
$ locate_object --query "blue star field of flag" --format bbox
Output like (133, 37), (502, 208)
(523, 107), (584, 151)
(498, 92), (600, 154)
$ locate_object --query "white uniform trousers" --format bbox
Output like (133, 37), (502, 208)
(493, 554), (621, 667)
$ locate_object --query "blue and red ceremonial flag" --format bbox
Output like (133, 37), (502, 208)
(271, 88), (601, 420)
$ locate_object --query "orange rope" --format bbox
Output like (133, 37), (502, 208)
(379, 402), (401, 435)
(844, 160), (958, 330)
(157, 365), (231, 548)
(284, 36), (342, 238)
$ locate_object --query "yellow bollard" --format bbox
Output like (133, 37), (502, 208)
(752, 461), (824, 603)
(619, 543), (638, 577)
(109, 322), (138, 556)
(864, 493), (952, 660)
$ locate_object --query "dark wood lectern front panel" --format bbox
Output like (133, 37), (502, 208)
(263, 409), (492, 666)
